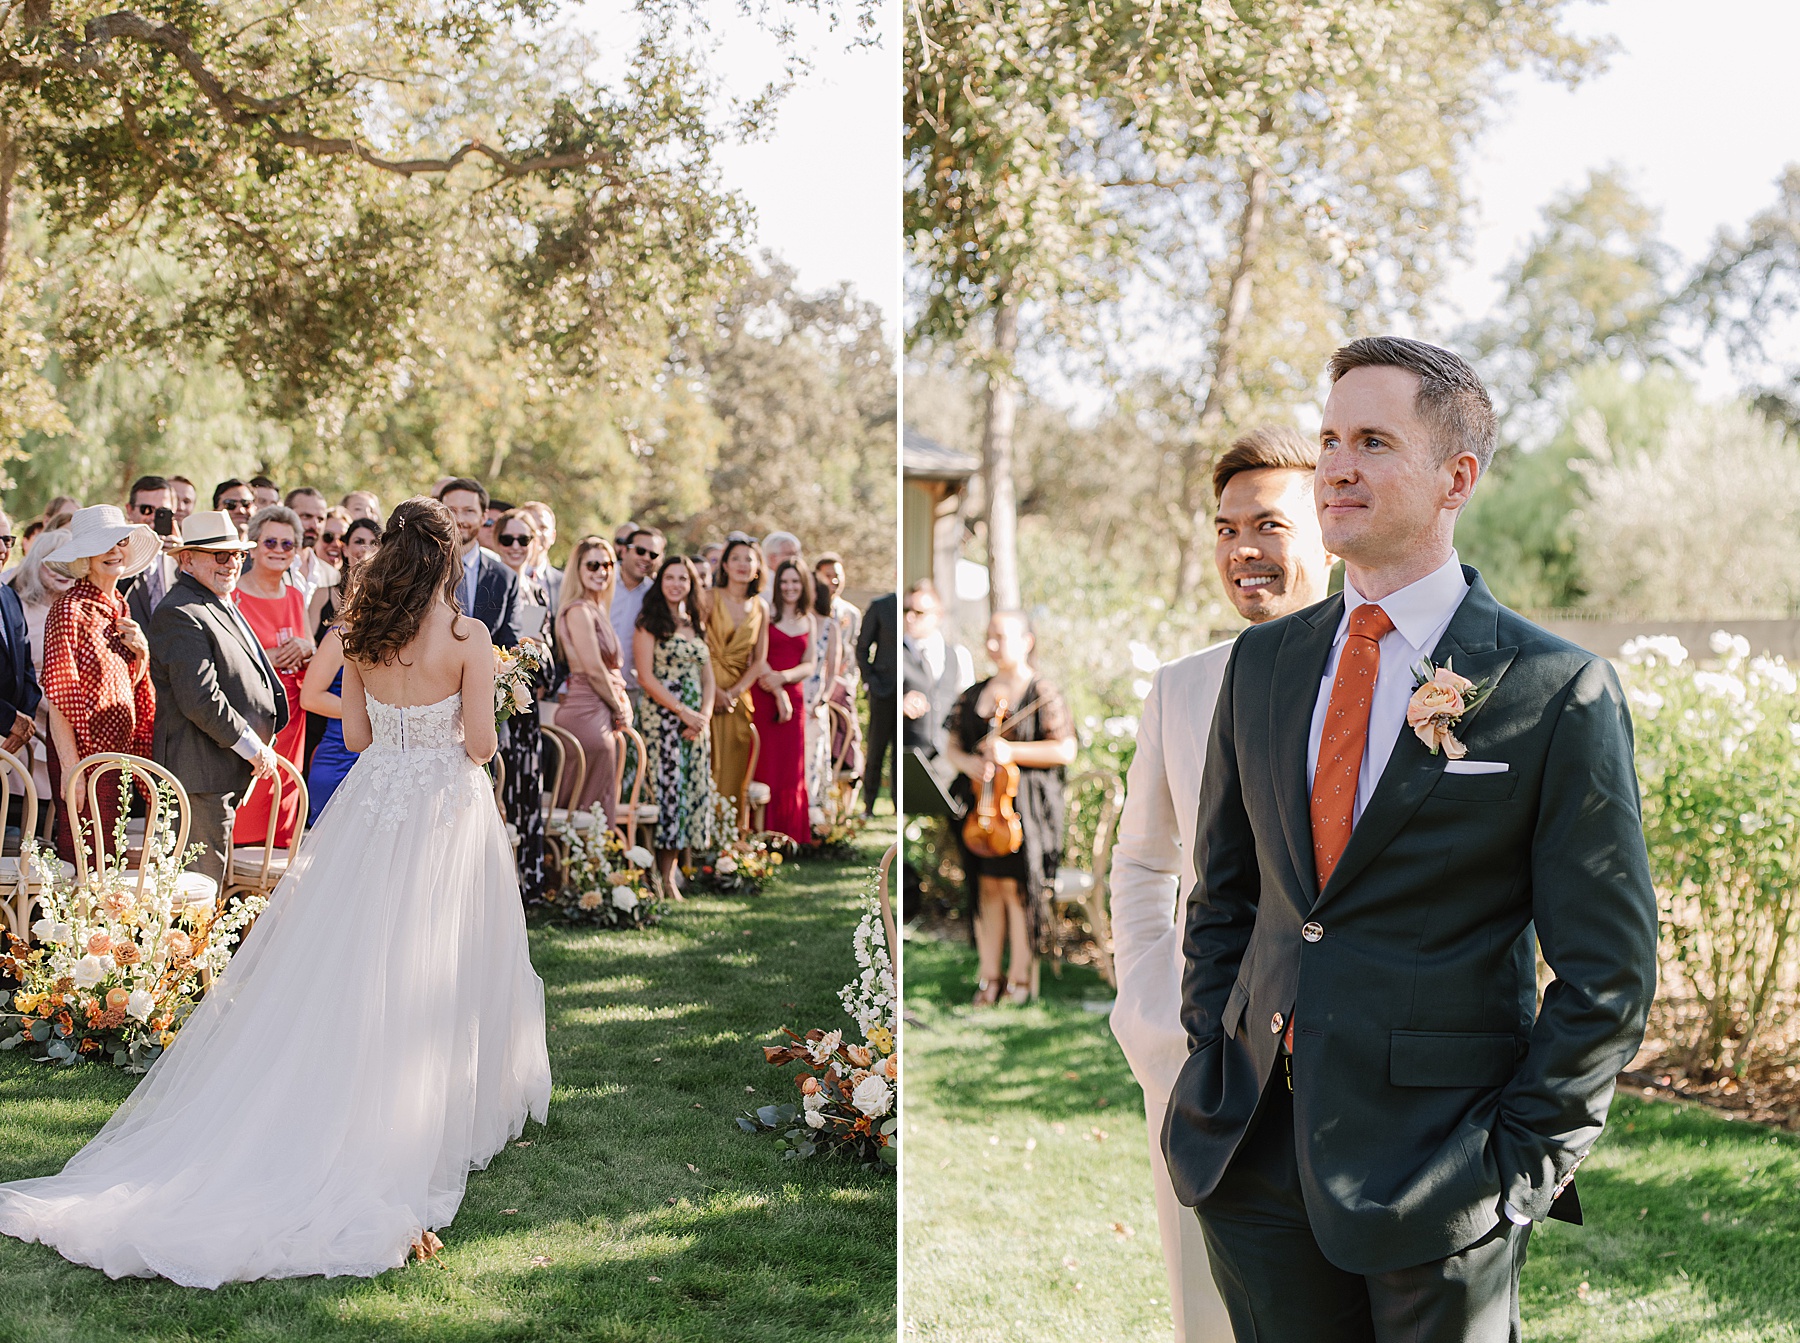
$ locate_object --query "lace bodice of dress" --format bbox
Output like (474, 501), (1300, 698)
(365, 692), (465, 752)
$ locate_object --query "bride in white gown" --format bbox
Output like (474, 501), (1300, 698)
(0, 497), (552, 1287)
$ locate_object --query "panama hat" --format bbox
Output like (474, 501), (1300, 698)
(43, 505), (160, 579)
(172, 510), (256, 553)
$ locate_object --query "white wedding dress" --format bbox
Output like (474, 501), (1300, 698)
(0, 691), (552, 1286)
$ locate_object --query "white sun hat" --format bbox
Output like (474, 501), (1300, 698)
(172, 510), (256, 553)
(43, 505), (160, 580)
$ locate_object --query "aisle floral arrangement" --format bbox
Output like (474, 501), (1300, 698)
(691, 795), (789, 895)
(494, 642), (552, 725)
(807, 811), (869, 860)
(548, 817), (659, 928)
(0, 824), (265, 1071)
(738, 866), (897, 1167)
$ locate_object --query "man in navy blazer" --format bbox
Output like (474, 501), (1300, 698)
(435, 478), (520, 645)
(0, 516), (42, 760)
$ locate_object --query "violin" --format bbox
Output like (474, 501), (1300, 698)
(962, 695), (1024, 858)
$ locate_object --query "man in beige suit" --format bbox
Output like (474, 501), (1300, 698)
(1110, 425), (1336, 1341)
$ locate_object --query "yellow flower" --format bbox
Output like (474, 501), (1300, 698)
(159, 1030), (176, 1047)
(868, 1026), (894, 1055)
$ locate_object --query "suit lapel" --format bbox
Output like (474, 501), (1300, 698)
(1269, 596), (1343, 904)
(1313, 571), (1518, 912)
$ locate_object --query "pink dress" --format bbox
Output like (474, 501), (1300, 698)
(554, 604), (626, 822)
(231, 584), (308, 848)
(751, 625), (811, 845)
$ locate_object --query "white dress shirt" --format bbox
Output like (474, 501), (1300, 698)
(611, 578), (649, 689)
(1305, 552), (1469, 822)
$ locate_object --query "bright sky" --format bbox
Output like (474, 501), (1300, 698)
(570, 1), (897, 333)
(1435, 0), (1800, 391)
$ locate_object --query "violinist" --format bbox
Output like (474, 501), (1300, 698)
(944, 610), (1077, 1006)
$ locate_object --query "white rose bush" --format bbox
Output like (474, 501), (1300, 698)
(1621, 633), (1800, 1075)
(737, 866), (898, 1168)
(0, 831), (264, 1072)
(546, 816), (659, 929)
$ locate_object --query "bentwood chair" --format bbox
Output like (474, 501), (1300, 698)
(0, 746), (74, 941)
(543, 723), (599, 835)
(614, 726), (657, 851)
(1051, 767), (1126, 991)
(741, 722), (768, 837)
(64, 754), (217, 913)
(876, 841), (899, 963)
(824, 700), (863, 824)
(224, 754), (310, 905)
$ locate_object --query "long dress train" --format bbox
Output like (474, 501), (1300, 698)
(0, 691), (552, 1286)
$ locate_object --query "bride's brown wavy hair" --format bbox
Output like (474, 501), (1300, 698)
(337, 497), (468, 666)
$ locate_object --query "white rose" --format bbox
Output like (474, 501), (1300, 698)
(511, 682), (532, 712)
(803, 1090), (829, 1113)
(611, 885), (638, 912)
(804, 1109), (826, 1129)
(72, 955), (106, 990)
(126, 988), (155, 1022)
(624, 846), (654, 868)
(851, 1074), (891, 1118)
(715, 855), (738, 874)
(30, 917), (56, 943)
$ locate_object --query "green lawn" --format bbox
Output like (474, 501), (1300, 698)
(0, 830), (898, 1343)
(903, 934), (1800, 1343)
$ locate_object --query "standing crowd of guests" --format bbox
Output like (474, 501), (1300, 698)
(0, 473), (889, 904)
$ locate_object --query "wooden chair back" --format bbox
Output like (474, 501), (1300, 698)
(542, 723), (588, 813)
(739, 721), (762, 837)
(231, 753), (310, 893)
(614, 725), (651, 848)
(0, 747), (40, 939)
(538, 725), (567, 826)
(876, 840), (899, 963)
(64, 753), (192, 899)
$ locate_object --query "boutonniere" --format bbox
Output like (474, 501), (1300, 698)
(1407, 659), (1493, 759)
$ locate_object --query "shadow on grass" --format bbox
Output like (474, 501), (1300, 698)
(905, 934), (1143, 1123)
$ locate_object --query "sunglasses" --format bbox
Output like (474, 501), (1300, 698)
(131, 503), (159, 516)
(630, 544), (662, 560)
(583, 559), (614, 573)
(320, 531), (346, 544)
(496, 534), (534, 549)
(0, 536), (15, 552)
(259, 537), (296, 552)
(222, 498), (253, 512)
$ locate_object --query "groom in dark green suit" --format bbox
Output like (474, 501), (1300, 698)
(1162, 337), (1658, 1342)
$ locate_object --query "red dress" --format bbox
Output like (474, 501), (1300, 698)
(41, 581), (155, 867)
(231, 583), (308, 848)
(751, 624), (811, 845)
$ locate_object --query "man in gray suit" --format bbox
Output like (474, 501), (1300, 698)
(1164, 337), (1658, 1342)
(148, 511), (286, 887)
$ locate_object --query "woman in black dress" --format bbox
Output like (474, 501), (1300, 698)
(943, 610), (1076, 1005)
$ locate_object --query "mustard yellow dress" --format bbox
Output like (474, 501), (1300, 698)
(707, 596), (766, 811)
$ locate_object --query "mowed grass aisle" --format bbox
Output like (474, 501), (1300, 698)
(905, 935), (1800, 1343)
(0, 830), (897, 1343)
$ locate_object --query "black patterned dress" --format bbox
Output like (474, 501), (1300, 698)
(500, 573), (549, 902)
(643, 630), (717, 851)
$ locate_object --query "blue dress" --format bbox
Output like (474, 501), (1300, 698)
(306, 670), (357, 825)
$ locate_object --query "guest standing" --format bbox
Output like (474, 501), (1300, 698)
(943, 611), (1076, 1005)
(706, 538), (768, 818)
(553, 538), (631, 822)
(612, 526), (663, 701)
(633, 556), (716, 896)
(9, 528), (74, 804)
(490, 507), (552, 899)
(230, 506), (314, 849)
(0, 514), (42, 785)
(298, 518), (382, 823)
(857, 589), (898, 814)
(148, 511), (284, 886)
(751, 560), (817, 847)
(38, 507), (161, 868)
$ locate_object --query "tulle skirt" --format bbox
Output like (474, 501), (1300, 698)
(0, 742), (552, 1286)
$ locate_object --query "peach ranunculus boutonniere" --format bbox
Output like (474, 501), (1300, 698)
(1406, 659), (1493, 759)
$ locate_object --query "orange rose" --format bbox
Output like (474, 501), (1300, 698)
(798, 1075), (822, 1095)
(105, 988), (130, 1011)
(86, 932), (110, 956)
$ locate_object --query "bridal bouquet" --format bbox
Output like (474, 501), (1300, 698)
(549, 817), (658, 928)
(0, 835), (265, 1072)
(691, 795), (787, 895)
(494, 642), (551, 725)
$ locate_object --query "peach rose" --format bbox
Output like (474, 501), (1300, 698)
(798, 1075), (822, 1095)
(1406, 679), (1465, 728)
(86, 932), (110, 956)
(105, 988), (130, 1011)
(112, 943), (142, 967)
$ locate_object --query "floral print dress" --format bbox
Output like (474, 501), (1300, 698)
(644, 631), (716, 851)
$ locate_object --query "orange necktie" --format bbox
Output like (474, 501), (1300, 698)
(1289, 602), (1393, 1054)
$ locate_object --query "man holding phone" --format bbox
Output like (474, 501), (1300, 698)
(122, 474), (182, 626)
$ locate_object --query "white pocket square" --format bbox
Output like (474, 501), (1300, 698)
(1443, 760), (1508, 775)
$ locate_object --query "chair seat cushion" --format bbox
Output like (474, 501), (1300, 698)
(1054, 869), (1096, 898)
(0, 856), (75, 885)
(229, 849), (290, 883)
(631, 804), (658, 822)
(174, 872), (219, 906)
(746, 783), (771, 806)
(548, 808), (600, 831)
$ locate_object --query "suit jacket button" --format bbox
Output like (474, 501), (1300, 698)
(1270, 1012), (1284, 1034)
(1301, 922), (1323, 943)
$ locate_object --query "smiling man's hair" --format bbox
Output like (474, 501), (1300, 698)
(1212, 424), (1319, 503)
(1327, 336), (1497, 472)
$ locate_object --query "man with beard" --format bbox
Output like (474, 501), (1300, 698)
(1110, 425), (1335, 1343)
(284, 487), (338, 602)
(610, 526), (664, 700)
(435, 478), (520, 647)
